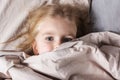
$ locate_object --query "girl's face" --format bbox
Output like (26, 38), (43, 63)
(32, 16), (77, 55)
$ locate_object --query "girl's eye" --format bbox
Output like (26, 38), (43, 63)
(62, 38), (73, 42)
(45, 37), (54, 41)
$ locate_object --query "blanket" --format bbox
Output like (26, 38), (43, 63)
(0, 32), (120, 80)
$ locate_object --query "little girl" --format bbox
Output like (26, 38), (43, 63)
(0, 4), (88, 80)
(9, 4), (89, 56)
(0, 4), (90, 79)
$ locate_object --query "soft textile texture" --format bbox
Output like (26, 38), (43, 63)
(0, 32), (120, 80)
(90, 0), (120, 33)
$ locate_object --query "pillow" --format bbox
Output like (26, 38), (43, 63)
(90, 0), (120, 34)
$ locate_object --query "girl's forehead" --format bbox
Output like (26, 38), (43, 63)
(37, 15), (76, 28)
(35, 16), (77, 36)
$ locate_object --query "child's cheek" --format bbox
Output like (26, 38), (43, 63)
(38, 44), (53, 54)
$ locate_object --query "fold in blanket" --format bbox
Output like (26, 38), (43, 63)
(0, 32), (120, 80)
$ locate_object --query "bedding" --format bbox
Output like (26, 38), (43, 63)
(0, 32), (120, 80)
(90, 0), (120, 33)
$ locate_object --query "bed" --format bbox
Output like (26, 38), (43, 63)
(0, 0), (120, 80)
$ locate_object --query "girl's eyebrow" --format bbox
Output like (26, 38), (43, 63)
(42, 32), (54, 36)
(41, 32), (76, 37)
(65, 33), (76, 38)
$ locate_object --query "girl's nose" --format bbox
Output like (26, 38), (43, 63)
(54, 40), (62, 50)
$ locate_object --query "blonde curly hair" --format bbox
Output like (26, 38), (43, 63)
(8, 4), (89, 55)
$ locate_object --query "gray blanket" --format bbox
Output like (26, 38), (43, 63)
(0, 32), (120, 80)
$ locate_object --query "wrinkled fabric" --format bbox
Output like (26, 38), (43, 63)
(0, 32), (120, 80)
